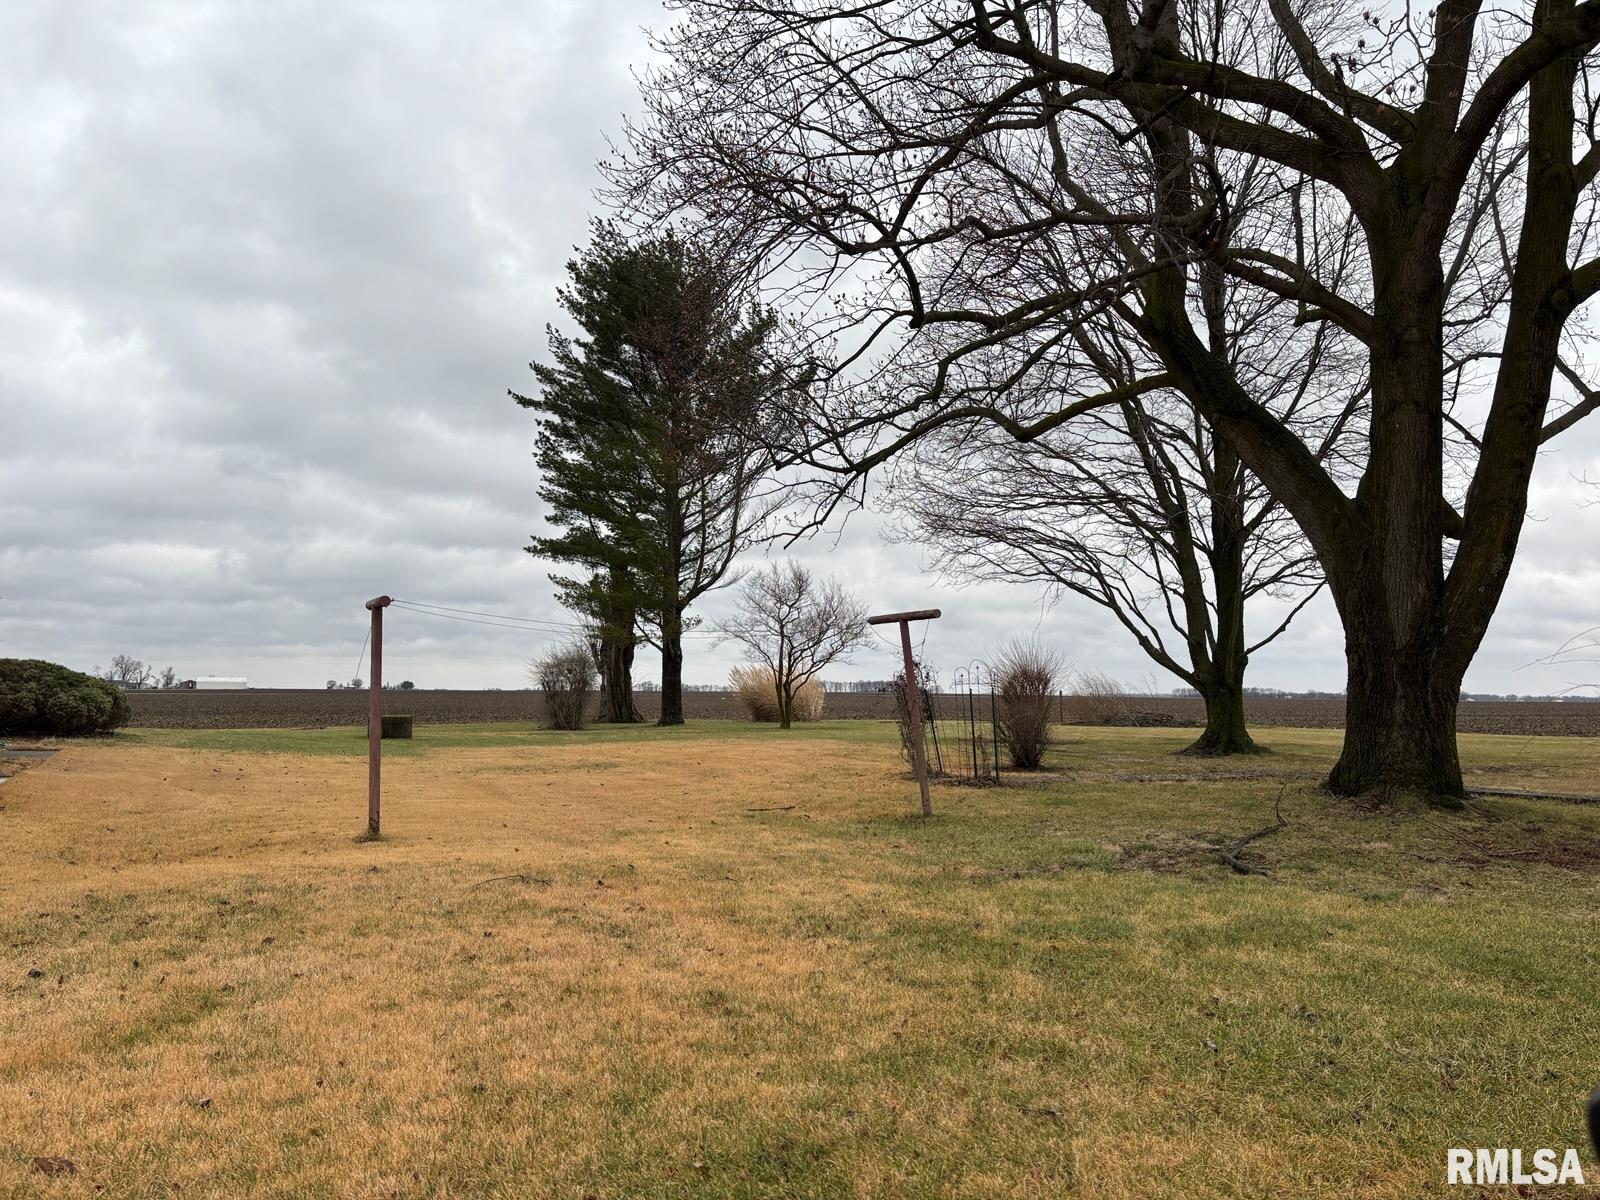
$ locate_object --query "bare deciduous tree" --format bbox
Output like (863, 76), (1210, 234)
(105, 655), (153, 689)
(720, 562), (869, 728)
(619, 0), (1600, 801)
(885, 278), (1353, 753)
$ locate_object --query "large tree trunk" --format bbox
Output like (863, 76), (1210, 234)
(1128, 49), (1477, 801)
(594, 634), (641, 723)
(1328, 622), (1465, 800)
(593, 581), (641, 724)
(1324, 255), (1466, 801)
(658, 615), (685, 726)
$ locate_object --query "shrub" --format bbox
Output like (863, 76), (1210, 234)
(1067, 670), (1134, 725)
(994, 639), (1064, 769)
(529, 643), (596, 730)
(891, 663), (938, 765)
(730, 664), (825, 722)
(0, 659), (132, 737)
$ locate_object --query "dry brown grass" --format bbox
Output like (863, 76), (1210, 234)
(3, 724), (1599, 1197)
(3, 735), (1069, 1197)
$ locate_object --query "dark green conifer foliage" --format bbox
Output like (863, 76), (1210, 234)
(514, 223), (802, 725)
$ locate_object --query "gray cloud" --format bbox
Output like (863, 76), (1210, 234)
(2, 0), (1598, 696)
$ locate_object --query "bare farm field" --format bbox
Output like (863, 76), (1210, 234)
(4, 720), (1600, 1198)
(124, 688), (1600, 736)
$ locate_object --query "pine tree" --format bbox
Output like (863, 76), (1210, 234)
(515, 222), (803, 725)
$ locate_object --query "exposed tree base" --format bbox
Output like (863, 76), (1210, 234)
(1177, 690), (1265, 758)
(1325, 777), (1468, 812)
(1178, 732), (1270, 758)
(1325, 753), (1467, 809)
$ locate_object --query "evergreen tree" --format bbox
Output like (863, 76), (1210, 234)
(515, 222), (802, 725)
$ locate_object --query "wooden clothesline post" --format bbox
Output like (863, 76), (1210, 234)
(364, 595), (392, 838)
(867, 607), (941, 817)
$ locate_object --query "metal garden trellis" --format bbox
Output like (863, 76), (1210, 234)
(948, 661), (1002, 785)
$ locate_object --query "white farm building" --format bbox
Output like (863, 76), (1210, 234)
(192, 677), (248, 690)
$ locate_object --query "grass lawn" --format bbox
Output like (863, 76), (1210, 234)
(2, 720), (1598, 1198)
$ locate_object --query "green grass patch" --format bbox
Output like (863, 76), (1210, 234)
(116, 717), (904, 756)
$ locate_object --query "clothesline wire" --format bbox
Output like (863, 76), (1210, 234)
(388, 599), (724, 638)
(867, 618), (936, 682)
(354, 625), (371, 682)
(392, 599), (586, 628)
(377, 597), (937, 654)
(389, 603), (586, 635)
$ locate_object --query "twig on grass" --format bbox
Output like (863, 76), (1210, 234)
(1014, 1103), (1063, 1122)
(1417, 815), (1574, 864)
(1218, 787), (1288, 877)
(744, 804), (798, 812)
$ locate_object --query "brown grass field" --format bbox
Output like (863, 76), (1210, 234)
(3, 720), (1600, 1198)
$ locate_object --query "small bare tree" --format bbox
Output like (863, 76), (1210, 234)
(1069, 671), (1135, 727)
(720, 562), (869, 729)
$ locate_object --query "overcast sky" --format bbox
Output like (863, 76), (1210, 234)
(2, 0), (1598, 696)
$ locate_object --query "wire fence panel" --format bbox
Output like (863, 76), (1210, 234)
(928, 663), (1002, 785)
